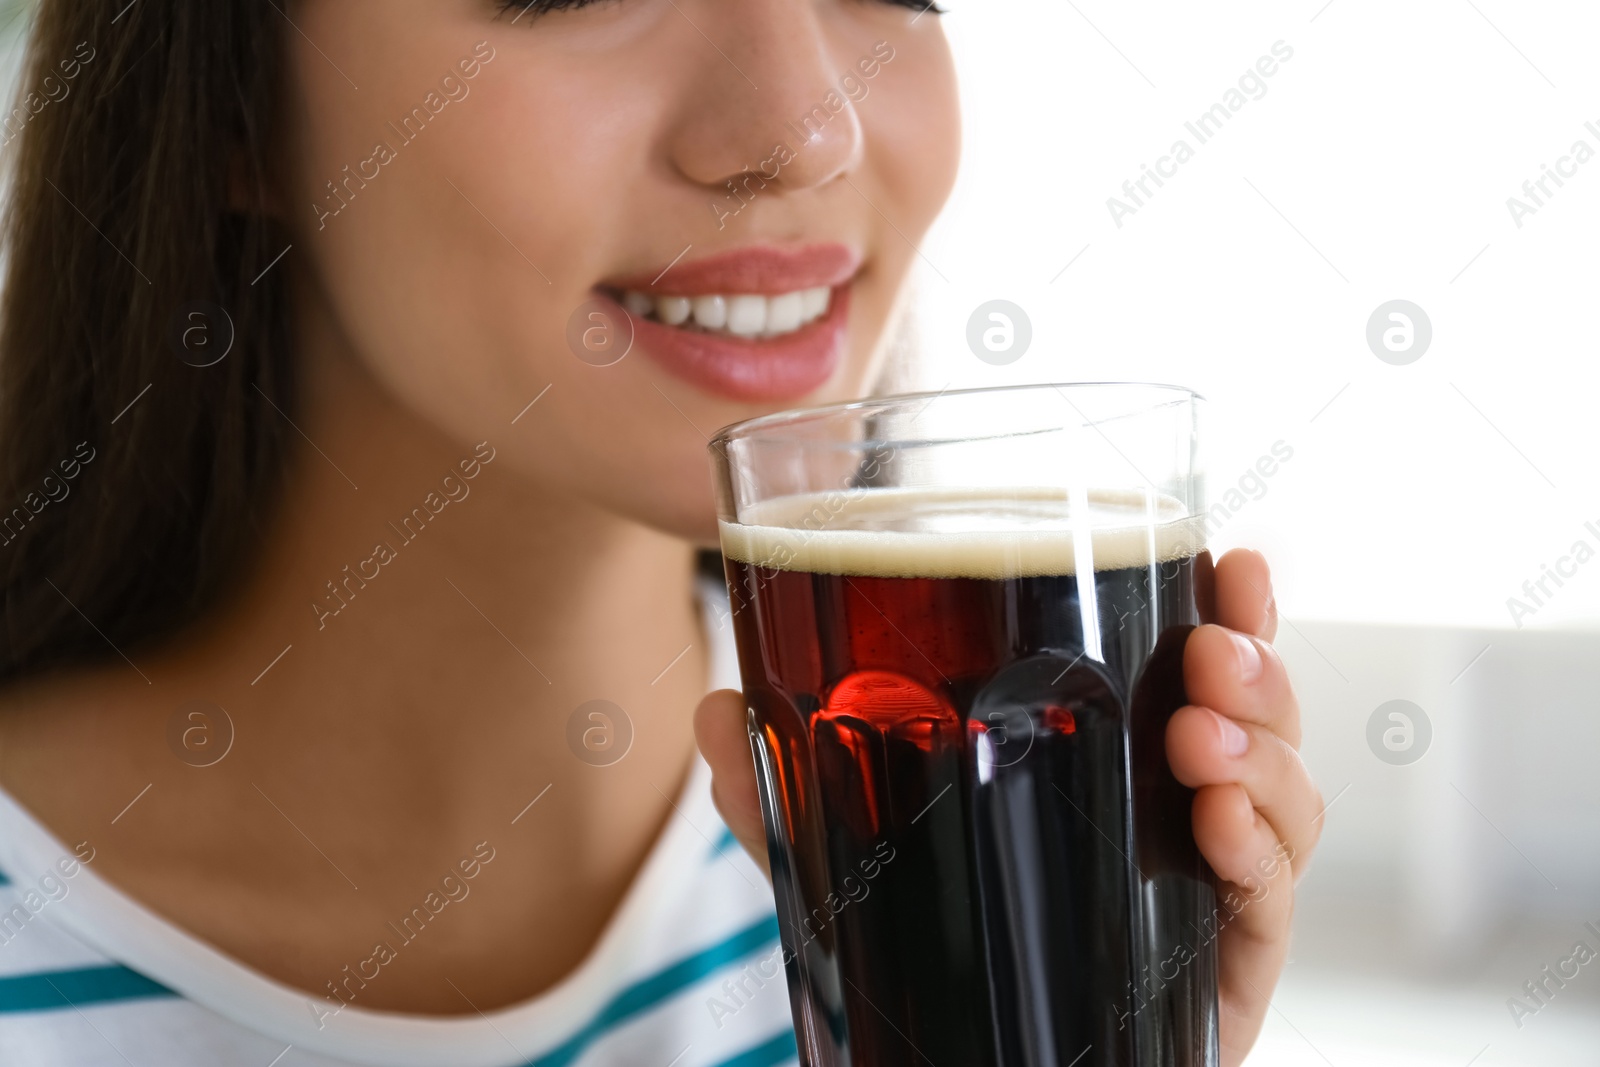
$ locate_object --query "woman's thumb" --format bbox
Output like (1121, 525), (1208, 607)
(693, 688), (771, 878)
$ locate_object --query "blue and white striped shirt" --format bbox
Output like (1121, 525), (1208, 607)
(0, 581), (795, 1067)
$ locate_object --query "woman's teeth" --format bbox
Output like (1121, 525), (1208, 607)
(620, 286), (831, 339)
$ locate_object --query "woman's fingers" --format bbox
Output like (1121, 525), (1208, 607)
(1184, 622), (1302, 750)
(1183, 550), (1315, 1063)
(692, 688), (770, 877)
(1189, 784), (1295, 1066)
(1214, 548), (1277, 642)
(1166, 704), (1322, 880)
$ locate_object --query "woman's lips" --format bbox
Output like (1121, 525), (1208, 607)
(605, 243), (861, 296)
(597, 243), (860, 402)
(601, 283), (851, 403)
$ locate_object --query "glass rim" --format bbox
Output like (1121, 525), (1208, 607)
(707, 380), (1206, 450)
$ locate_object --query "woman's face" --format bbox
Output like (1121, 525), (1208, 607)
(283, 0), (960, 540)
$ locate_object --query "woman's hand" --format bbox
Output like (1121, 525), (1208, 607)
(695, 547), (1320, 1066)
(1165, 548), (1321, 1065)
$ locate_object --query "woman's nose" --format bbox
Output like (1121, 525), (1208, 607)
(666, 4), (865, 196)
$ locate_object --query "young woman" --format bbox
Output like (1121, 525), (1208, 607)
(0, 2), (1321, 1065)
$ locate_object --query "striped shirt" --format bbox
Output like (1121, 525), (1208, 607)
(0, 579), (797, 1067)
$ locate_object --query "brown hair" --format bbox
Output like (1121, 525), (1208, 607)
(0, 2), (290, 682)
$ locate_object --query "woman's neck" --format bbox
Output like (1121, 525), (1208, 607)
(179, 313), (711, 844)
(0, 304), (715, 1009)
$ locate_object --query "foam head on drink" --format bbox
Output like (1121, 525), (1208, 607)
(719, 484), (1204, 578)
(719, 487), (1219, 1067)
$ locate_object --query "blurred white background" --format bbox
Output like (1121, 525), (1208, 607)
(1, 1), (1594, 1064)
(912, 2), (1600, 1064)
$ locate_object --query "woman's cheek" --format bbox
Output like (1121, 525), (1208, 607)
(870, 41), (962, 231)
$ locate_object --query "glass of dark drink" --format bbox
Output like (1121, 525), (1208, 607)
(708, 383), (1218, 1067)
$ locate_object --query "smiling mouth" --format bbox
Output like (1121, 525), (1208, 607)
(593, 242), (860, 401)
(603, 285), (835, 340)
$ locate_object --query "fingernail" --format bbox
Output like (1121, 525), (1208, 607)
(1212, 708), (1250, 758)
(1231, 632), (1263, 684)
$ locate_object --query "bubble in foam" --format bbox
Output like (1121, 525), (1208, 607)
(718, 486), (1206, 579)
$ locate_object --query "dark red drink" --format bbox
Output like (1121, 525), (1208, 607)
(721, 490), (1218, 1067)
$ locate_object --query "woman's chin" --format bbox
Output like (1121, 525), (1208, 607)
(597, 474), (723, 551)
(653, 490), (724, 550)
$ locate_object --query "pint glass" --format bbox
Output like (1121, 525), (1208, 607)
(709, 383), (1218, 1067)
